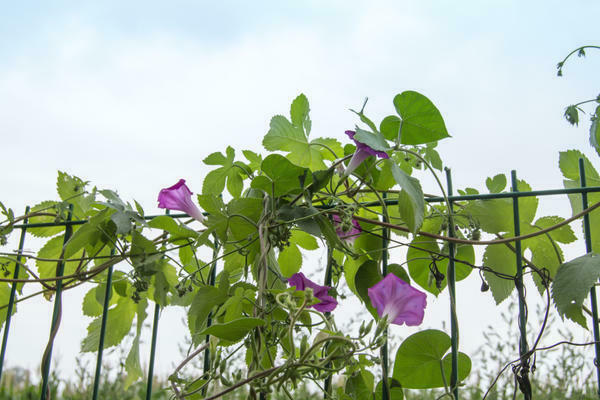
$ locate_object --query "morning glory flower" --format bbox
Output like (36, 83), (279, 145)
(332, 214), (362, 243)
(157, 179), (205, 223)
(343, 130), (390, 177)
(367, 273), (427, 326)
(288, 272), (338, 312)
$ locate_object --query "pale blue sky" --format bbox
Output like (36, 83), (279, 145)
(1, 0), (599, 382)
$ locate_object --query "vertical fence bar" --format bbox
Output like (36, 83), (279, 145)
(381, 192), (390, 400)
(146, 209), (173, 400)
(510, 171), (530, 369)
(0, 206), (30, 381)
(444, 168), (459, 399)
(578, 158), (600, 397)
(91, 249), (115, 400)
(40, 207), (73, 400)
(323, 245), (333, 398)
(145, 303), (160, 400)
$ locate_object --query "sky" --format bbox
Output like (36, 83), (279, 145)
(1, 0), (600, 389)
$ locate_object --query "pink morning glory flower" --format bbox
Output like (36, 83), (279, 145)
(157, 179), (205, 223)
(288, 272), (338, 312)
(332, 214), (362, 243)
(343, 130), (390, 177)
(367, 273), (427, 326)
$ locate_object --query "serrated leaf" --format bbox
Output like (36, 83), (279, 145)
(0, 283), (15, 329)
(27, 201), (64, 238)
(63, 208), (114, 259)
(202, 168), (228, 196)
(81, 296), (136, 352)
(407, 236), (473, 295)
(533, 216), (576, 244)
(559, 150), (600, 181)
(82, 284), (116, 317)
(263, 115), (325, 170)
(393, 329), (471, 389)
(290, 230), (318, 250)
(591, 106), (600, 156)
(290, 93), (311, 136)
(552, 253), (600, 325)
(485, 174), (507, 193)
(188, 285), (228, 344)
(393, 91), (450, 145)
(482, 244), (516, 304)
(37, 236), (85, 281)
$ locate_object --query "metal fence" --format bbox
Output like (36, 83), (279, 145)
(1, 159), (600, 399)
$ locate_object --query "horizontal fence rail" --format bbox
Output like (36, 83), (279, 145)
(1, 171), (600, 399)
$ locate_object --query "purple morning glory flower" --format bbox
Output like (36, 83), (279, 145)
(157, 179), (205, 223)
(288, 272), (338, 312)
(332, 214), (362, 243)
(344, 130), (390, 177)
(367, 273), (427, 326)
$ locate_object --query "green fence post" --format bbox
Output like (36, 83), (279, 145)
(40, 207), (73, 400)
(145, 303), (160, 400)
(0, 206), (30, 381)
(323, 245), (333, 398)
(578, 158), (600, 397)
(510, 170), (530, 398)
(91, 249), (115, 400)
(381, 192), (390, 400)
(445, 168), (459, 399)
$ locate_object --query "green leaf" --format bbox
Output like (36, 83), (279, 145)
(407, 236), (474, 295)
(465, 199), (513, 234)
(591, 106), (600, 156)
(63, 208), (114, 259)
(0, 283), (15, 329)
(534, 216), (576, 244)
(263, 114), (325, 170)
(56, 171), (93, 218)
(353, 127), (391, 152)
(354, 260), (382, 318)
(81, 296), (136, 352)
(199, 317), (265, 343)
(147, 215), (199, 240)
(124, 299), (148, 388)
(278, 244), (302, 277)
(389, 161), (424, 233)
(485, 174), (507, 193)
(36, 236), (85, 281)
(243, 150), (263, 172)
(290, 229), (318, 250)
(82, 285), (116, 317)
(188, 285), (228, 344)
(202, 168), (228, 196)
(311, 137), (343, 161)
(374, 378), (404, 400)
(380, 115), (401, 141)
(559, 150), (600, 181)
(345, 370), (374, 400)
(290, 93), (311, 136)
(252, 154), (310, 197)
(27, 201), (65, 238)
(552, 253), (600, 326)
(393, 329), (471, 389)
(393, 91), (450, 145)
(482, 244), (516, 304)
(387, 264), (411, 284)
